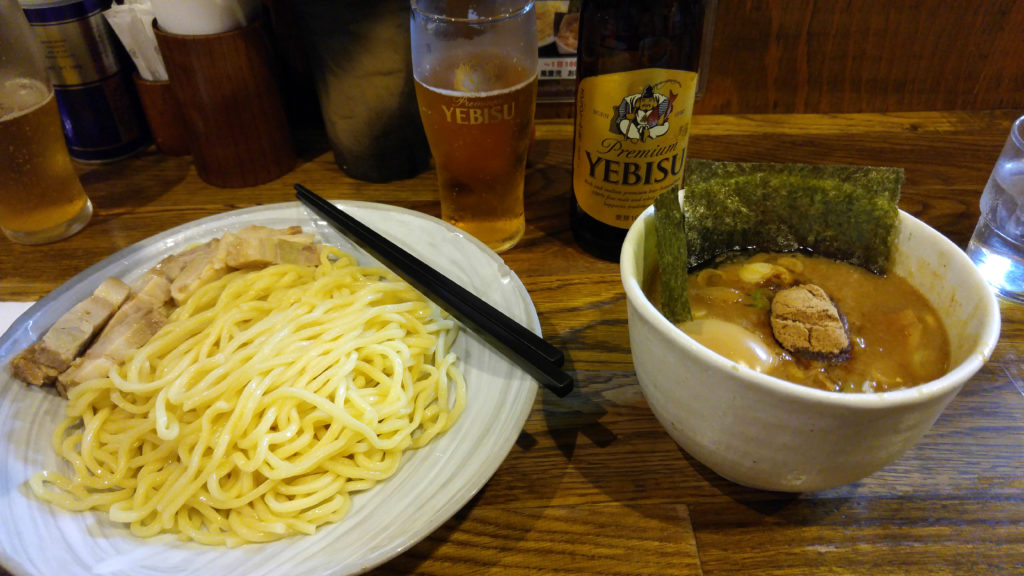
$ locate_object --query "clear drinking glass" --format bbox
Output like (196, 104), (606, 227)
(410, 0), (539, 253)
(0, 0), (92, 245)
(967, 114), (1024, 303)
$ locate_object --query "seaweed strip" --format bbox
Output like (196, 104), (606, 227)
(654, 159), (903, 323)
(654, 190), (691, 323)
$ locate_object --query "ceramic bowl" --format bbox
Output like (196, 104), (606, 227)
(620, 207), (1001, 492)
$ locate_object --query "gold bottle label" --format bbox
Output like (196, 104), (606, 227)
(573, 68), (698, 229)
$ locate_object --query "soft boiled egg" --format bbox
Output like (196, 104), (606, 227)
(679, 318), (777, 373)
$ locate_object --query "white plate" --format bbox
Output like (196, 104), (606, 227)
(0, 201), (540, 576)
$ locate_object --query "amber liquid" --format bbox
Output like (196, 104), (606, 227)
(570, 0), (705, 261)
(0, 79), (91, 244)
(414, 50), (537, 253)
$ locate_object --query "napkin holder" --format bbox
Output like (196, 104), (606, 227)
(154, 18), (296, 187)
(132, 73), (190, 156)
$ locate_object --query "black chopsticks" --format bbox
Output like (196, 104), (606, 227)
(295, 184), (574, 397)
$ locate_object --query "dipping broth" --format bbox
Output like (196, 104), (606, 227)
(648, 252), (951, 393)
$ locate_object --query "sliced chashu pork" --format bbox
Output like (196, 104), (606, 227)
(221, 225), (320, 269)
(167, 238), (227, 306)
(8, 277), (132, 387)
(164, 226), (318, 305)
(56, 272), (173, 397)
(10, 225), (322, 394)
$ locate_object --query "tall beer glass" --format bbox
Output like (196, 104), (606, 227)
(411, 0), (538, 253)
(0, 0), (92, 245)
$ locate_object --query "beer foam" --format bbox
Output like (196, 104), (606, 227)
(417, 72), (537, 99)
(0, 78), (51, 121)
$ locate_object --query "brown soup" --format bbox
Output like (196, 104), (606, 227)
(648, 252), (951, 393)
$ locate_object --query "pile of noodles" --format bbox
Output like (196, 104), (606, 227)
(30, 247), (466, 546)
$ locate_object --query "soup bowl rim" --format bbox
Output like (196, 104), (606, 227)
(620, 206), (1002, 410)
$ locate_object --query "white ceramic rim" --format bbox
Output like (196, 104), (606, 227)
(620, 205), (1002, 410)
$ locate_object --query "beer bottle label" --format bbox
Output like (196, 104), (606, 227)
(573, 68), (698, 229)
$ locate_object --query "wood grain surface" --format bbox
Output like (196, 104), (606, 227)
(695, 0), (1024, 114)
(2, 110), (1023, 575)
(534, 0), (1024, 118)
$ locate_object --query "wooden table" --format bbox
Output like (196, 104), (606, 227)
(2, 110), (1023, 575)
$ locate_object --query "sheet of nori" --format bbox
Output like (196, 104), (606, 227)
(654, 190), (691, 323)
(654, 159), (903, 323)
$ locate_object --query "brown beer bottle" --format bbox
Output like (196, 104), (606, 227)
(570, 0), (705, 261)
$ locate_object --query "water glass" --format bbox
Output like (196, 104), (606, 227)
(967, 114), (1024, 303)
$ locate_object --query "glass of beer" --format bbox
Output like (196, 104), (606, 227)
(411, 0), (538, 253)
(0, 0), (92, 245)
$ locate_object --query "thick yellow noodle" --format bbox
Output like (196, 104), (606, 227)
(30, 247), (466, 546)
